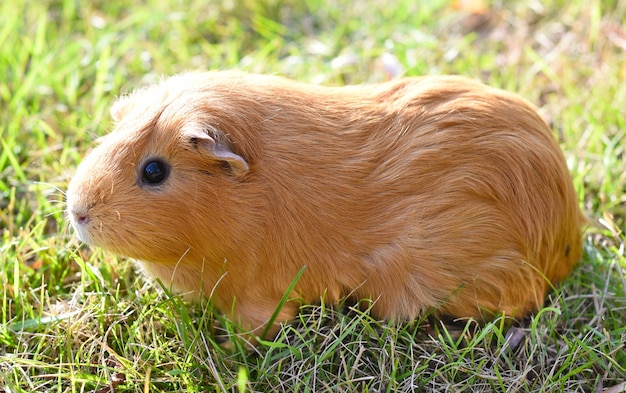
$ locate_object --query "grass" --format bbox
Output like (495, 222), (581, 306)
(1, 0), (625, 391)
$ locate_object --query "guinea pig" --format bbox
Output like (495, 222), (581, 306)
(66, 70), (584, 342)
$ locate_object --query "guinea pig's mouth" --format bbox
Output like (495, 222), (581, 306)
(68, 207), (93, 245)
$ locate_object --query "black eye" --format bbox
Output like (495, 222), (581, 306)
(141, 160), (169, 185)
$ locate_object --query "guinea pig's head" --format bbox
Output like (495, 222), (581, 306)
(66, 72), (254, 264)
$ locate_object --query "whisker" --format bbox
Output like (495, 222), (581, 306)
(34, 181), (67, 197)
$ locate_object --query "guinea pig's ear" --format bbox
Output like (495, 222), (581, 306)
(184, 128), (250, 176)
(110, 96), (133, 122)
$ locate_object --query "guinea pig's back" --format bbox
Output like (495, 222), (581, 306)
(364, 77), (583, 319)
(252, 76), (583, 321)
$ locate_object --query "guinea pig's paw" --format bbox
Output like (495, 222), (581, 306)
(211, 319), (244, 350)
(211, 319), (263, 351)
(212, 320), (231, 347)
(425, 315), (480, 344)
(217, 301), (300, 349)
(213, 331), (238, 351)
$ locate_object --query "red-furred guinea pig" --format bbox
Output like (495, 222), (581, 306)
(66, 71), (584, 341)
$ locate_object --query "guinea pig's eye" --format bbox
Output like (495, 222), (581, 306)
(141, 160), (169, 185)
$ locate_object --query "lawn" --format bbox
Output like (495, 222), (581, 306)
(1, 0), (625, 391)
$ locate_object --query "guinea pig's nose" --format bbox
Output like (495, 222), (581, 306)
(71, 208), (90, 226)
(76, 214), (90, 226)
